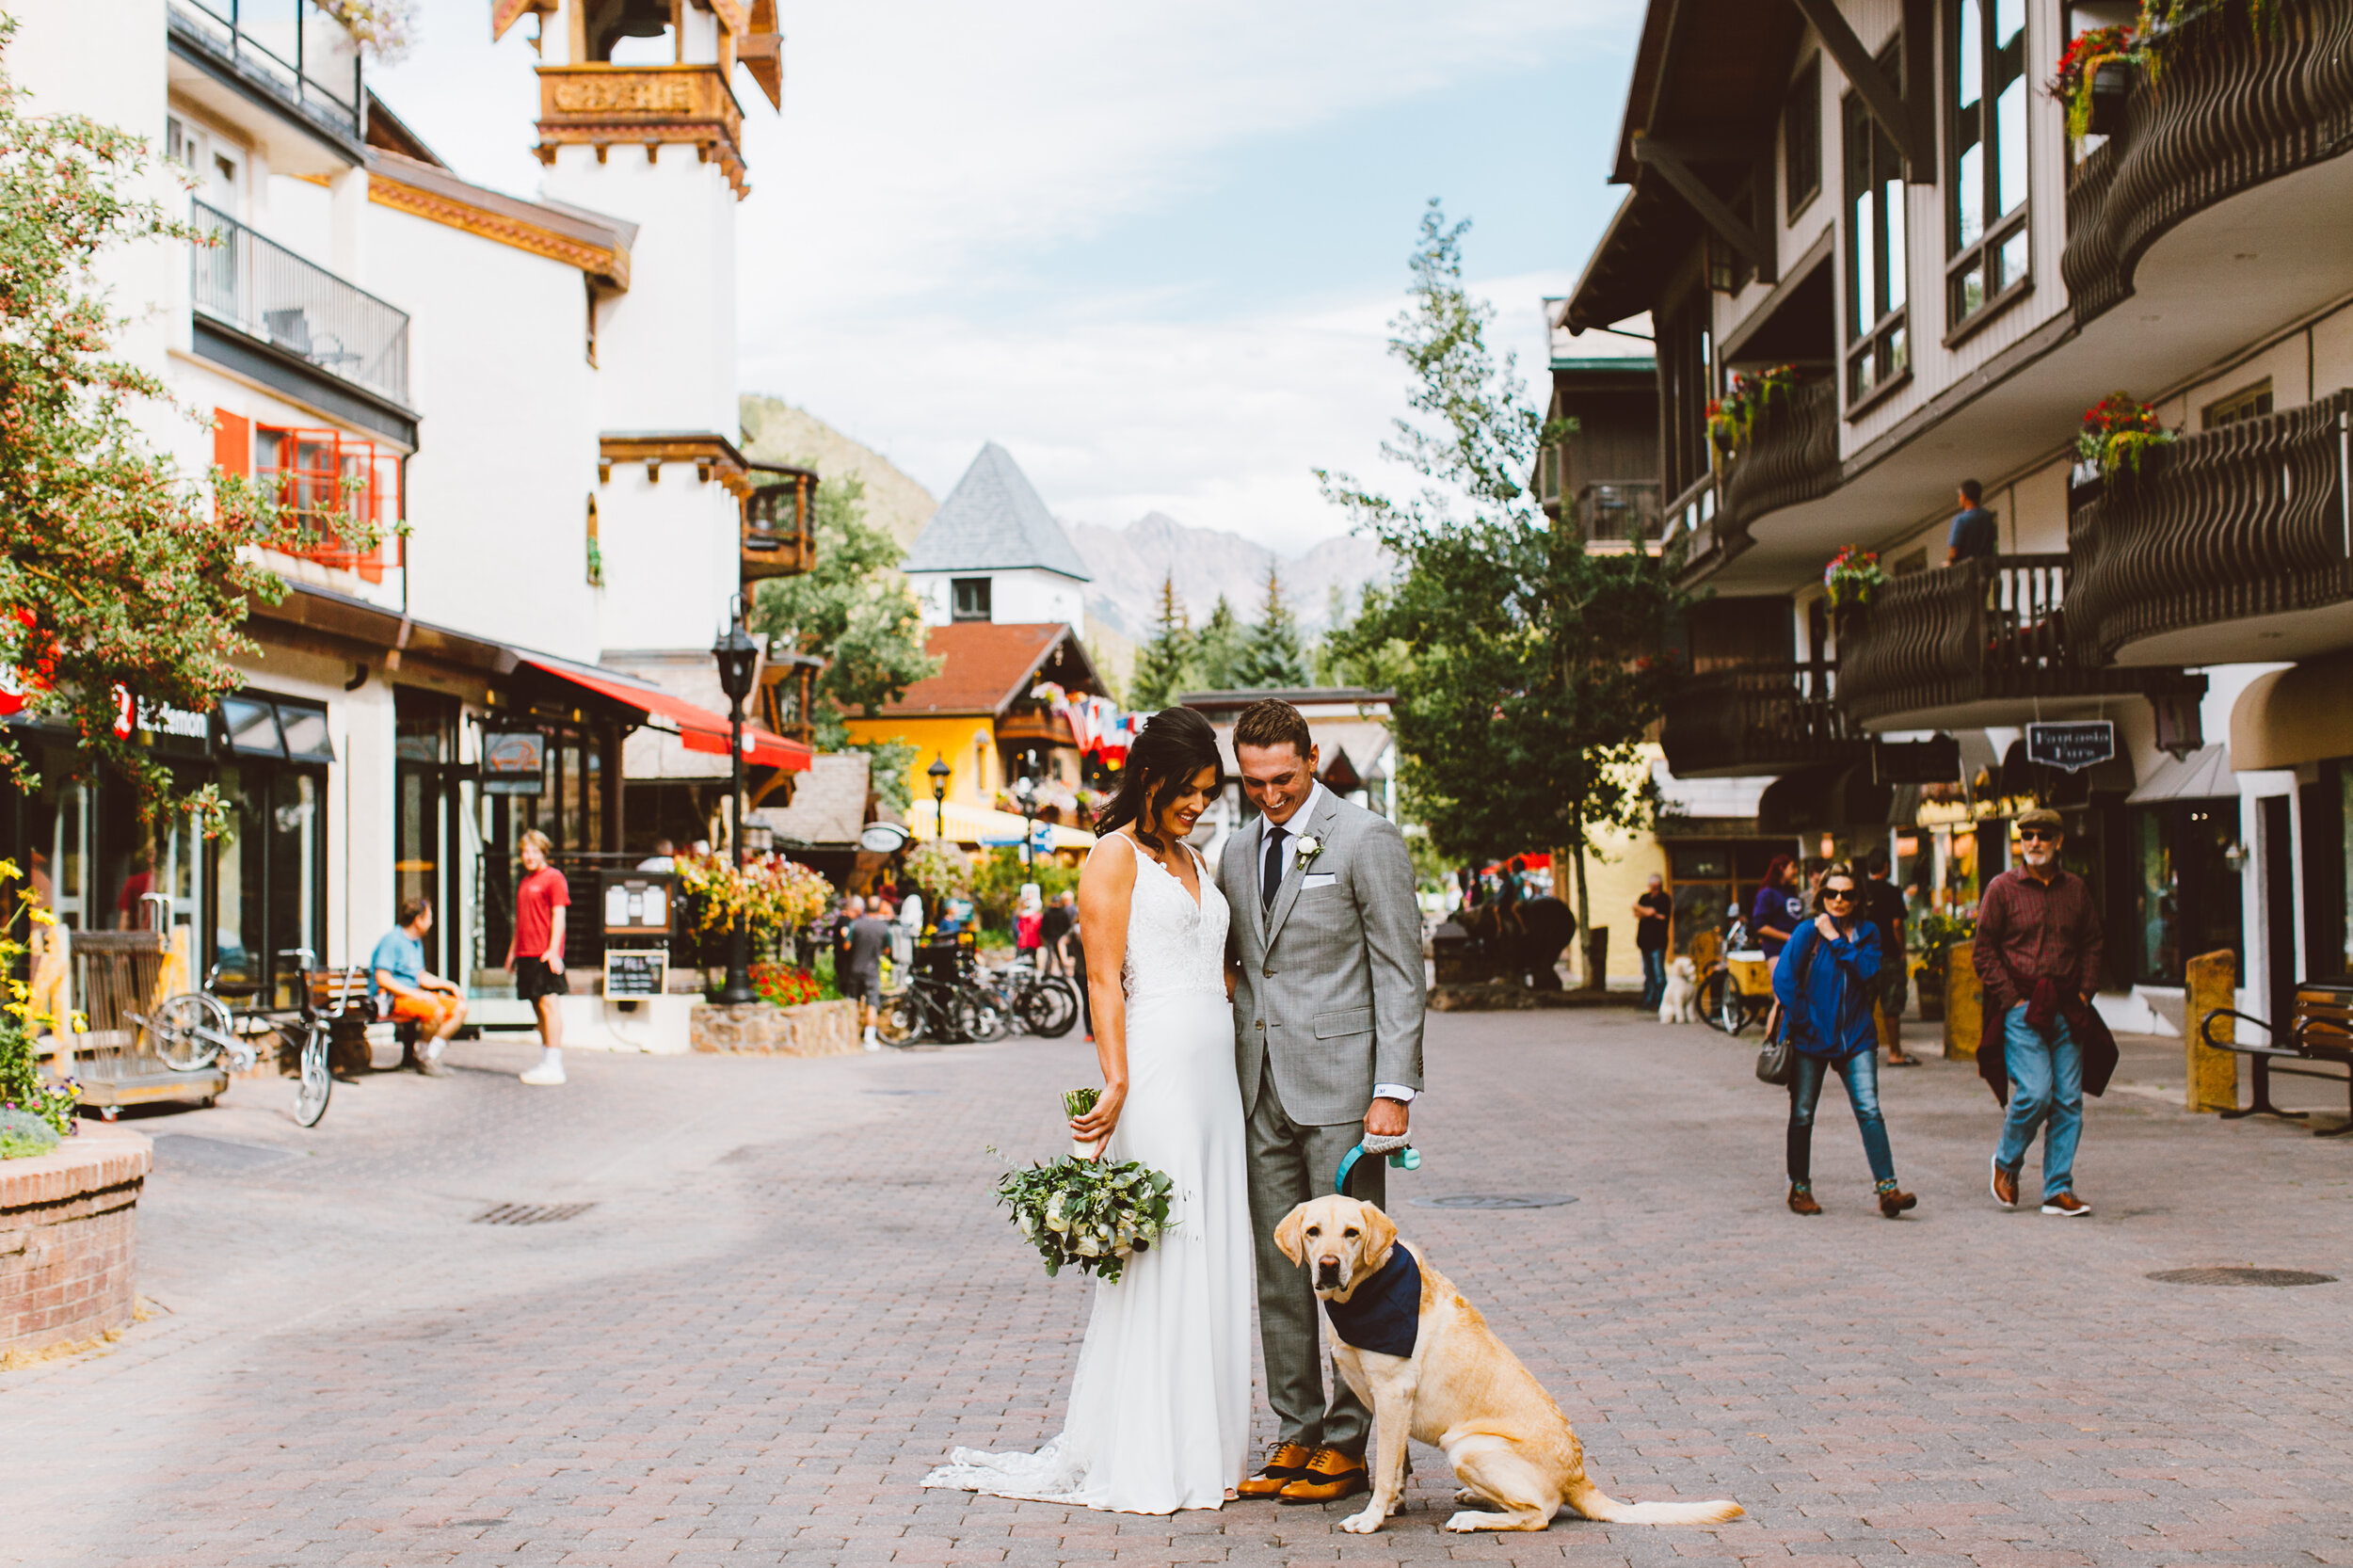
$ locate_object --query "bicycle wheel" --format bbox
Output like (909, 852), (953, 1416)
(151, 992), (232, 1071)
(953, 984), (1008, 1043)
(877, 990), (922, 1046)
(292, 1028), (332, 1127)
(1019, 977), (1080, 1039)
(1716, 977), (1750, 1036)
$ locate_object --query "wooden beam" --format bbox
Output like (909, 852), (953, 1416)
(1902, 0), (1937, 185)
(1632, 136), (1775, 280)
(1789, 0), (1929, 175)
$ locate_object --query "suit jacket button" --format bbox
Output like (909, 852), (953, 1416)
(1255, 1019), (1263, 1029)
(1263, 968), (1274, 978)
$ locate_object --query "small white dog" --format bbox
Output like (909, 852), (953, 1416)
(1657, 955), (1699, 1024)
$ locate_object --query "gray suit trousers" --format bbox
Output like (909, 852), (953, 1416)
(1245, 1056), (1382, 1456)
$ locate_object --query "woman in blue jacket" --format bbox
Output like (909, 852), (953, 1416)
(1772, 865), (1918, 1219)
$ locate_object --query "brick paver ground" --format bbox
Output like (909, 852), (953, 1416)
(4, 1010), (2351, 1568)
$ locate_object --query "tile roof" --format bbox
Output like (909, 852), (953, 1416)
(753, 752), (873, 847)
(882, 622), (1100, 716)
(902, 442), (1091, 580)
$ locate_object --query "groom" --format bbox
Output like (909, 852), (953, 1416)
(1223, 698), (1426, 1505)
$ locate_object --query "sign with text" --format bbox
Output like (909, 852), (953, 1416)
(2025, 721), (2117, 773)
(482, 731), (544, 795)
(600, 876), (670, 936)
(602, 949), (668, 998)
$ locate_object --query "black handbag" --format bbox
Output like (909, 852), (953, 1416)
(1754, 932), (1808, 1086)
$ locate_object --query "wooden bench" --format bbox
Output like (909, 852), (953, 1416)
(2199, 984), (2353, 1136)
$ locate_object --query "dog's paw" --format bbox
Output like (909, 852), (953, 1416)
(1337, 1507), (1386, 1534)
(1453, 1488), (1492, 1508)
(1445, 1510), (1500, 1532)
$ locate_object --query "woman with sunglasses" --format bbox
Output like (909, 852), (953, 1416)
(1771, 866), (1918, 1218)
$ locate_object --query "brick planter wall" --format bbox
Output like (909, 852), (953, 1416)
(692, 999), (860, 1057)
(1, 1125), (151, 1355)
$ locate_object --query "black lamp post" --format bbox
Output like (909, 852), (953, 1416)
(1012, 774), (1040, 870)
(712, 598), (760, 1005)
(927, 753), (952, 840)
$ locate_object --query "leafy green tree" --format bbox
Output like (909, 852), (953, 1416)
(1321, 201), (1687, 973)
(1192, 595), (1244, 690)
(751, 468), (939, 758)
(0, 24), (298, 828)
(1315, 581), (1412, 691)
(1127, 572), (1196, 711)
(1233, 565), (1311, 689)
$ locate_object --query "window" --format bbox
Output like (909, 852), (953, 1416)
(1844, 55), (1911, 408)
(1659, 295), (1716, 501)
(1784, 56), (1822, 221)
(255, 425), (401, 583)
(2203, 381), (2274, 430)
(2131, 798), (2244, 985)
(951, 577), (993, 622)
(584, 278), (599, 366)
(1947, 0), (2031, 330)
(585, 494), (602, 585)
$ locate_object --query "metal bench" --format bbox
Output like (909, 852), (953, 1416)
(2199, 984), (2353, 1137)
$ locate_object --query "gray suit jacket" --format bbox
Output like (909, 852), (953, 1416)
(1223, 790), (1426, 1126)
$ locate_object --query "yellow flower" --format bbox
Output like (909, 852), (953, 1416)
(8, 980), (24, 1000)
(0, 858), (17, 880)
(69, 1011), (88, 1032)
(27, 904), (56, 927)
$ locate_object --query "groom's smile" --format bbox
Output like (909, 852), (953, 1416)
(1237, 741), (1321, 824)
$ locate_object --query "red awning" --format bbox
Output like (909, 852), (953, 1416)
(1481, 852), (1553, 876)
(520, 658), (812, 770)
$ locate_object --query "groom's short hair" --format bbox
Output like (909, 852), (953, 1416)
(1233, 698), (1311, 759)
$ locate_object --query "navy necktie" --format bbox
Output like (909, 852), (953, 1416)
(1260, 822), (1287, 912)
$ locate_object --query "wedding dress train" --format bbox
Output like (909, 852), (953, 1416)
(924, 842), (1251, 1514)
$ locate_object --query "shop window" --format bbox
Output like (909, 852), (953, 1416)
(2202, 381), (2274, 430)
(1784, 56), (1822, 222)
(255, 424), (402, 584)
(211, 762), (327, 1003)
(1844, 50), (1911, 408)
(1946, 0), (2031, 330)
(2131, 798), (2244, 985)
(585, 494), (603, 586)
(952, 577), (993, 622)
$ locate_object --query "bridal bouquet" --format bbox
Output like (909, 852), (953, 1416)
(991, 1089), (1176, 1285)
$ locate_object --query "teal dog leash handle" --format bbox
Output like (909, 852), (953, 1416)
(1334, 1141), (1421, 1196)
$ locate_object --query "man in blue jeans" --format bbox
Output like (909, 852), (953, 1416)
(1632, 873), (1672, 1010)
(1972, 808), (2117, 1216)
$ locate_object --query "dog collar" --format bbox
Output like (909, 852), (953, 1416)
(1321, 1243), (1421, 1358)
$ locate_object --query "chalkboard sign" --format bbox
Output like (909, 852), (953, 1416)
(483, 731), (544, 796)
(2025, 720), (2116, 774)
(602, 950), (668, 998)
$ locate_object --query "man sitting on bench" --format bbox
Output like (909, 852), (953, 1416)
(370, 898), (469, 1076)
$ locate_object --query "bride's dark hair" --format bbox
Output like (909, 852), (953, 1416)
(1094, 707), (1224, 853)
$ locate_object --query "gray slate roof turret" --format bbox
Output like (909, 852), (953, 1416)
(903, 441), (1092, 581)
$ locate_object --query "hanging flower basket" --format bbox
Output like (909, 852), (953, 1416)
(2075, 391), (2176, 480)
(2049, 24), (2140, 137)
(1823, 546), (1891, 609)
(1707, 364), (1806, 460)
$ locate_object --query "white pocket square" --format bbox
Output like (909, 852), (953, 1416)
(1302, 872), (1337, 889)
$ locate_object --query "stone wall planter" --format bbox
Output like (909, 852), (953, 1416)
(1, 1124), (150, 1356)
(692, 998), (860, 1057)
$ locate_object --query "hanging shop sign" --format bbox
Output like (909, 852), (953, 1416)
(2025, 720), (2116, 774)
(858, 821), (910, 855)
(483, 730), (545, 795)
(1872, 735), (1961, 785)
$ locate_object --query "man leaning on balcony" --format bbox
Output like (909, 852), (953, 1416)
(1944, 479), (1997, 566)
(1972, 809), (2119, 1218)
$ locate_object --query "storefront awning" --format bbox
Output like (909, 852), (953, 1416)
(909, 797), (1096, 852)
(2231, 653), (2353, 772)
(520, 657), (811, 770)
(2128, 744), (2234, 803)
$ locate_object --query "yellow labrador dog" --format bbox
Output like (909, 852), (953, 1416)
(1275, 1194), (1744, 1534)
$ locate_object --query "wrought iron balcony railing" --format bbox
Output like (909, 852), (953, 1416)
(2069, 390), (2353, 666)
(190, 201), (410, 406)
(1838, 555), (2165, 728)
(1660, 661), (1866, 780)
(167, 0), (363, 143)
(2062, 0), (2353, 327)
(1572, 481), (1665, 549)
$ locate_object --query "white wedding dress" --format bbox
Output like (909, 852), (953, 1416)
(924, 840), (1252, 1514)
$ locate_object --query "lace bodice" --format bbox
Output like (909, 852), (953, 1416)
(1119, 841), (1230, 1004)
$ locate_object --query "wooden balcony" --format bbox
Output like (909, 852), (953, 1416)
(741, 467), (817, 584)
(2063, 0), (2353, 328)
(1659, 662), (1867, 779)
(1720, 376), (1839, 543)
(535, 63), (748, 196)
(1838, 555), (2187, 730)
(2069, 391), (2353, 667)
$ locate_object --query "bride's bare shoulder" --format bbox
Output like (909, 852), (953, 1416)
(1081, 829), (1139, 888)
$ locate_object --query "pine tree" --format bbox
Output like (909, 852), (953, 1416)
(1232, 566), (1311, 689)
(1127, 572), (1196, 711)
(1193, 595), (1244, 690)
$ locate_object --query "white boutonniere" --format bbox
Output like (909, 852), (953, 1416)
(1293, 834), (1322, 867)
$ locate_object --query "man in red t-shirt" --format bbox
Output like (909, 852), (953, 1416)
(508, 829), (569, 1085)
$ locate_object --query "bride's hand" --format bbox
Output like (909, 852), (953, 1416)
(1070, 1082), (1127, 1144)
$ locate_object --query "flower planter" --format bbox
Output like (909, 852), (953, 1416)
(690, 998), (859, 1057)
(1, 1125), (150, 1359)
(2087, 59), (2134, 136)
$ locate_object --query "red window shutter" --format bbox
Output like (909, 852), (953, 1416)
(213, 410), (250, 475)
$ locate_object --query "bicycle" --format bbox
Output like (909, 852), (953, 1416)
(137, 947), (341, 1127)
(984, 955), (1080, 1038)
(878, 936), (1008, 1045)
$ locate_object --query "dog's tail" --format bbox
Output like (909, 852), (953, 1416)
(1563, 1479), (1743, 1526)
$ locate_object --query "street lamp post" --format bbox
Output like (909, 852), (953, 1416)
(1012, 774), (1039, 870)
(927, 754), (951, 840)
(712, 599), (760, 1006)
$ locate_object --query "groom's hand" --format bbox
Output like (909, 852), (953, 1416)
(1364, 1096), (1409, 1139)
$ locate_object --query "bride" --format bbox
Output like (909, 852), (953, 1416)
(924, 707), (1251, 1514)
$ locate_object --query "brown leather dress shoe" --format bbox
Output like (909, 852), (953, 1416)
(1990, 1156), (2019, 1210)
(1235, 1442), (1313, 1498)
(1787, 1184), (1822, 1215)
(1276, 1446), (1369, 1504)
(1878, 1187), (1918, 1218)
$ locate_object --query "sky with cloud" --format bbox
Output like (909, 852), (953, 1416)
(373, 0), (1648, 551)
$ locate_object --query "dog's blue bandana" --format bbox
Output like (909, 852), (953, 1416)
(1321, 1243), (1421, 1358)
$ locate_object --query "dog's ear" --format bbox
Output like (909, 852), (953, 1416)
(1273, 1204), (1308, 1266)
(1358, 1201), (1399, 1269)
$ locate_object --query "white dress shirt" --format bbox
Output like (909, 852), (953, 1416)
(1260, 780), (1417, 1108)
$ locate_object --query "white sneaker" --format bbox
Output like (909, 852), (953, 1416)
(520, 1063), (567, 1086)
